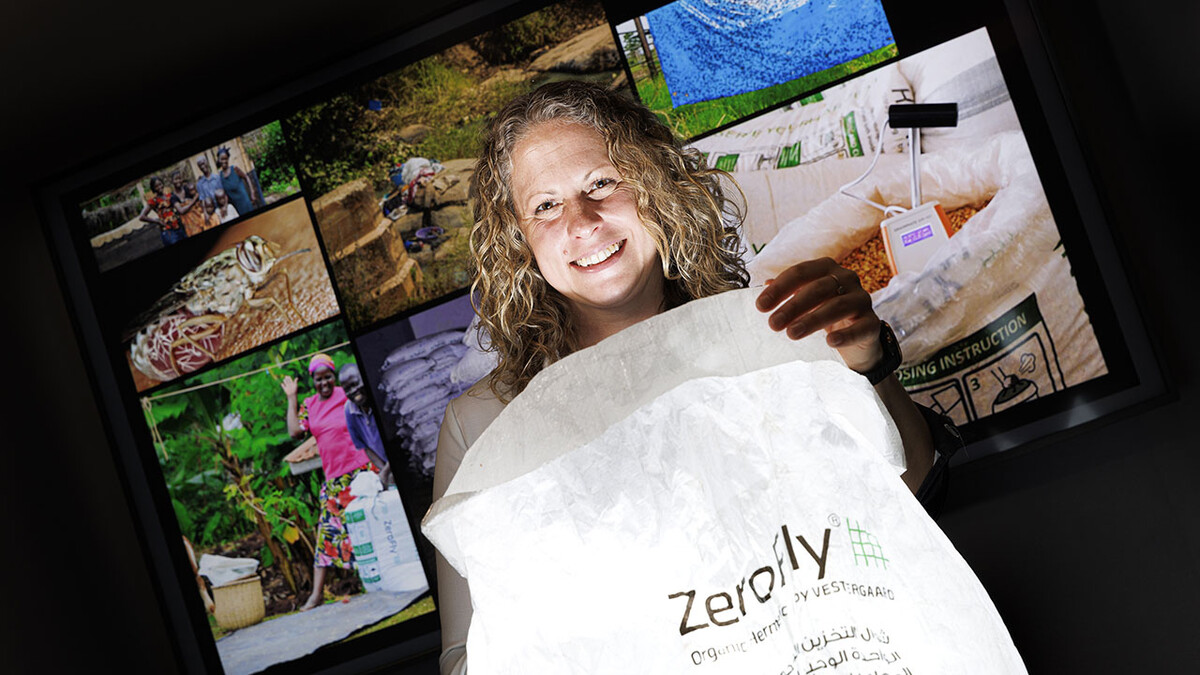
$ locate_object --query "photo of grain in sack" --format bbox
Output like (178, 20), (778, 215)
(691, 28), (1107, 426)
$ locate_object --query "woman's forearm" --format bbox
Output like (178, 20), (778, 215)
(237, 167), (258, 204)
(286, 394), (303, 438)
(873, 374), (935, 494)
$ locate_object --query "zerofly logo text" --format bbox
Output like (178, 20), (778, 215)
(667, 525), (830, 636)
(666, 518), (891, 637)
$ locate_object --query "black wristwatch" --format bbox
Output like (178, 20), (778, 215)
(861, 320), (902, 386)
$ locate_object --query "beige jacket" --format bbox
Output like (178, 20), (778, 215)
(432, 380), (506, 675)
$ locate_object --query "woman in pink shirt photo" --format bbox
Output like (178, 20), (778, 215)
(282, 353), (376, 611)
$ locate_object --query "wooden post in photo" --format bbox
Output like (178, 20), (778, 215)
(634, 16), (657, 80)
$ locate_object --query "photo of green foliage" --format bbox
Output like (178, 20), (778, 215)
(244, 121), (300, 199)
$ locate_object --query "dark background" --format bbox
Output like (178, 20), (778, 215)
(2, 0), (1196, 672)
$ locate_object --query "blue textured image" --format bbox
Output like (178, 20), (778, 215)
(646, 0), (895, 108)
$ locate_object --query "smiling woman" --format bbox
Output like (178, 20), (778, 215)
(510, 121), (666, 348)
(431, 81), (957, 675)
(469, 81), (748, 399)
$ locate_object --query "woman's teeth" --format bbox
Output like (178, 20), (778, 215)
(574, 241), (622, 267)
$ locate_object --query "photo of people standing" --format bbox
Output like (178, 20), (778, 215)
(141, 322), (433, 673)
(82, 120), (301, 271)
(282, 353), (382, 611)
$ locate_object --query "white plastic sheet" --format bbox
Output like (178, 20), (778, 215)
(423, 289), (1025, 674)
(197, 554), (259, 588)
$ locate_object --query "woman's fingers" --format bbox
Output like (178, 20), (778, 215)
(756, 259), (883, 372)
(760, 266), (865, 335)
(755, 258), (838, 312)
(783, 292), (865, 339)
(281, 375), (299, 395)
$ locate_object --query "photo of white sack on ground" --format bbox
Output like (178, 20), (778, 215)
(355, 294), (495, 480)
(691, 28), (1108, 426)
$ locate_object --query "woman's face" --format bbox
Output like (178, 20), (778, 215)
(510, 122), (664, 325)
(311, 368), (336, 399)
(218, 152), (229, 170)
(150, 177), (164, 194)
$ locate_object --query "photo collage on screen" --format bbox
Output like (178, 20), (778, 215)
(72, 0), (651, 671)
(686, 27), (1110, 425)
(78, 125), (436, 671)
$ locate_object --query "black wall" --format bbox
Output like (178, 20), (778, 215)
(2, 0), (1196, 672)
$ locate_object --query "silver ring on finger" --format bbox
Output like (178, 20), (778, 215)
(828, 273), (847, 295)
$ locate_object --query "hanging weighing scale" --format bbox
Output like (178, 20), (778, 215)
(840, 102), (960, 276)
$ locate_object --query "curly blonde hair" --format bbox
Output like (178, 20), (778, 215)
(471, 81), (748, 401)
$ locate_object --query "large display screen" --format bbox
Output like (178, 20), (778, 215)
(35, 0), (1166, 672)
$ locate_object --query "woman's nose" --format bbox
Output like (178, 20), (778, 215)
(565, 198), (603, 239)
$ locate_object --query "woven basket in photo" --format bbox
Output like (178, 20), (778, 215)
(212, 575), (265, 630)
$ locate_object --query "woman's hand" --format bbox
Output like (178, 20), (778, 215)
(281, 375), (299, 399)
(755, 257), (883, 374)
(283, 375), (305, 439)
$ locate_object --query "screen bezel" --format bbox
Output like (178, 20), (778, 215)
(33, 0), (1169, 671)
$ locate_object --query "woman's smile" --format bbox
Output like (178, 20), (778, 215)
(571, 239), (625, 269)
(511, 122), (664, 335)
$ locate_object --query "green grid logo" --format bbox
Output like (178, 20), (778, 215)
(715, 154), (739, 171)
(846, 518), (888, 569)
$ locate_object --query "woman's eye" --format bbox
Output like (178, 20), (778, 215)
(534, 200), (558, 215)
(589, 178), (616, 193)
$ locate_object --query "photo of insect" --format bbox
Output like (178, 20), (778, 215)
(125, 235), (309, 382)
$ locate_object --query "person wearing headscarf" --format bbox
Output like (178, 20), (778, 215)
(282, 353), (375, 611)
